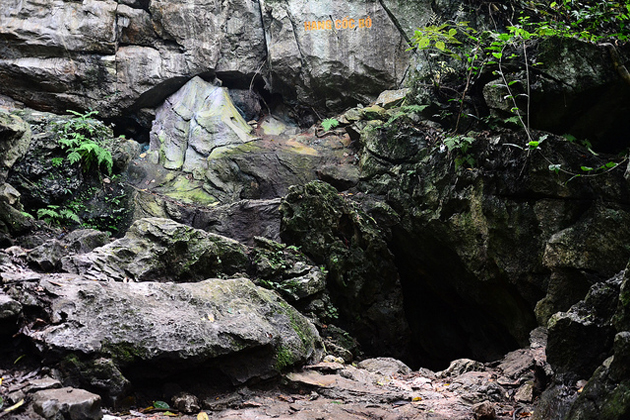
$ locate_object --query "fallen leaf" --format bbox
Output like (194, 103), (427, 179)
(2, 398), (24, 413)
(153, 401), (170, 410)
(197, 412), (210, 420)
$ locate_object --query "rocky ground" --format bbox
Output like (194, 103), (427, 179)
(0, 324), (548, 420)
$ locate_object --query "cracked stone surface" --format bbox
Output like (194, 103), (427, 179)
(0, 0), (426, 117)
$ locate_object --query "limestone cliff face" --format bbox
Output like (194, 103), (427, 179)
(0, 0), (426, 118)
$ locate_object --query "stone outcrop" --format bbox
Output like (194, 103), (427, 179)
(27, 275), (321, 393)
(0, 0), (266, 117)
(0, 111), (31, 184)
(259, 0), (412, 111)
(534, 265), (630, 420)
(130, 76), (359, 211)
(280, 181), (410, 362)
(0, 110), (33, 237)
(148, 76), (256, 174)
(0, 0), (424, 120)
(286, 103), (630, 367)
(62, 217), (250, 282)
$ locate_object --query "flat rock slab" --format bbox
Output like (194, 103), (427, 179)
(32, 387), (102, 420)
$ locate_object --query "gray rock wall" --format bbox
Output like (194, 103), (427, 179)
(0, 0), (428, 118)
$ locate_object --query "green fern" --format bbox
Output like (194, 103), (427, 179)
(67, 151), (82, 165)
(322, 118), (340, 131)
(37, 206), (60, 222)
(57, 110), (114, 175)
(60, 209), (80, 224)
(37, 205), (80, 225)
(96, 148), (113, 174)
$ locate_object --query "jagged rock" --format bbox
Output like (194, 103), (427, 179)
(375, 88), (412, 109)
(472, 401), (496, 420)
(31, 387), (102, 420)
(250, 236), (327, 302)
(132, 193), (283, 247)
(546, 272), (621, 381)
(172, 392), (201, 414)
(61, 218), (249, 282)
(514, 382), (534, 403)
(0, 183), (22, 208)
(148, 76), (256, 174)
(529, 38), (630, 151)
(132, 81), (359, 207)
(280, 181), (410, 361)
(534, 266), (630, 420)
(0, 110), (31, 184)
(28, 275), (322, 387)
(438, 359), (485, 379)
(27, 229), (110, 272)
(355, 116), (630, 365)
(357, 357), (412, 377)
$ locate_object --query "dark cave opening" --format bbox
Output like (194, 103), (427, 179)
(389, 228), (532, 371)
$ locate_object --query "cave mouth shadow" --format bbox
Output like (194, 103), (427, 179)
(389, 231), (532, 371)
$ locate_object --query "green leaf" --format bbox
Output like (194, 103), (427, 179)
(563, 133), (577, 142)
(580, 166), (594, 172)
(492, 52), (502, 59)
(153, 401), (170, 409)
(417, 37), (430, 49)
(528, 141), (539, 149)
(435, 40), (446, 51)
(448, 28), (457, 37)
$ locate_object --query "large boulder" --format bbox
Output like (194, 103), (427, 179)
(148, 76), (256, 174)
(62, 217), (250, 282)
(27, 275), (322, 393)
(131, 76), (360, 209)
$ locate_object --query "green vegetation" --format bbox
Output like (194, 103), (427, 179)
(411, 1), (629, 135)
(321, 117), (340, 131)
(36, 205), (80, 225)
(410, 1), (628, 175)
(57, 110), (113, 175)
(443, 135), (476, 168)
(385, 104), (429, 126)
(274, 346), (295, 371)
